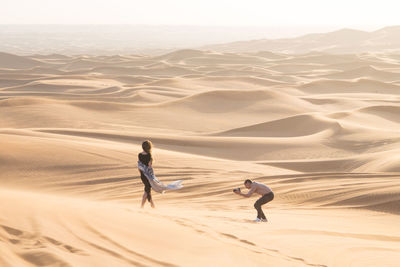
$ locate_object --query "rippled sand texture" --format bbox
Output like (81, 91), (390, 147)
(1, 49), (400, 266)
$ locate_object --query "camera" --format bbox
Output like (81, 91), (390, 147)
(233, 188), (241, 193)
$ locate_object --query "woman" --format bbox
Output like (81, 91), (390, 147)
(137, 140), (183, 208)
(138, 140), (155, 208)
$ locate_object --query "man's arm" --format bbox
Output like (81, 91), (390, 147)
(236, 185), (256, 198)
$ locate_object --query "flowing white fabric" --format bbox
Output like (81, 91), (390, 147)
(137, 161), (183, 193)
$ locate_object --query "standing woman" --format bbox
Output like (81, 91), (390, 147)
(138, 140), (155, 208)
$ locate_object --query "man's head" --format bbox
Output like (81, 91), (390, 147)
(244, 179), (252, 189)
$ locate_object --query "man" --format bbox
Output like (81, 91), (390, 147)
(234, 179), (274, 222)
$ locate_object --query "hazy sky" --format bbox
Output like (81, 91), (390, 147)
(1, 0), (399, 30)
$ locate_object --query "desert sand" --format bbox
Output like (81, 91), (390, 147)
(1, 48), (400, 267)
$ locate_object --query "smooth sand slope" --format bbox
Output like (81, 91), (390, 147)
(1, 49), (400, 267)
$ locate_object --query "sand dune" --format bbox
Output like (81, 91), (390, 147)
(0, 52), (45, 69)
(202, 26), (400, 54)
(213, 114), (342, 137)
(320, 65), (400, 81)
(1, 49), (400, 267)
(156, 49), (210, 61)
(298, 78), (400, 95)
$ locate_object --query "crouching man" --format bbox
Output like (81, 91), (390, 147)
(234, 179), (274, 222)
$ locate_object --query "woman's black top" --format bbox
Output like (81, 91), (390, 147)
(138, 153), (151, 166)
(138, 152), (152, 199)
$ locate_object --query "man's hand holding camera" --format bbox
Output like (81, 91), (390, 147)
(233, 187), (241, 195)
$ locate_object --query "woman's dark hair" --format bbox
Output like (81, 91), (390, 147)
(142, 140), (153, 160)
(244, 179), (252, 185)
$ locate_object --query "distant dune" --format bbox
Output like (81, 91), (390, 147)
(202, 26), (400, 54)
(0, 52), (45, 69)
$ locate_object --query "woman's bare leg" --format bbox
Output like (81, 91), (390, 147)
(141, 192), (147, 208)
(150, 197), (155, 208)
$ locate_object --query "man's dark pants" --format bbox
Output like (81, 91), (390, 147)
(254, 192), (274, 219)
